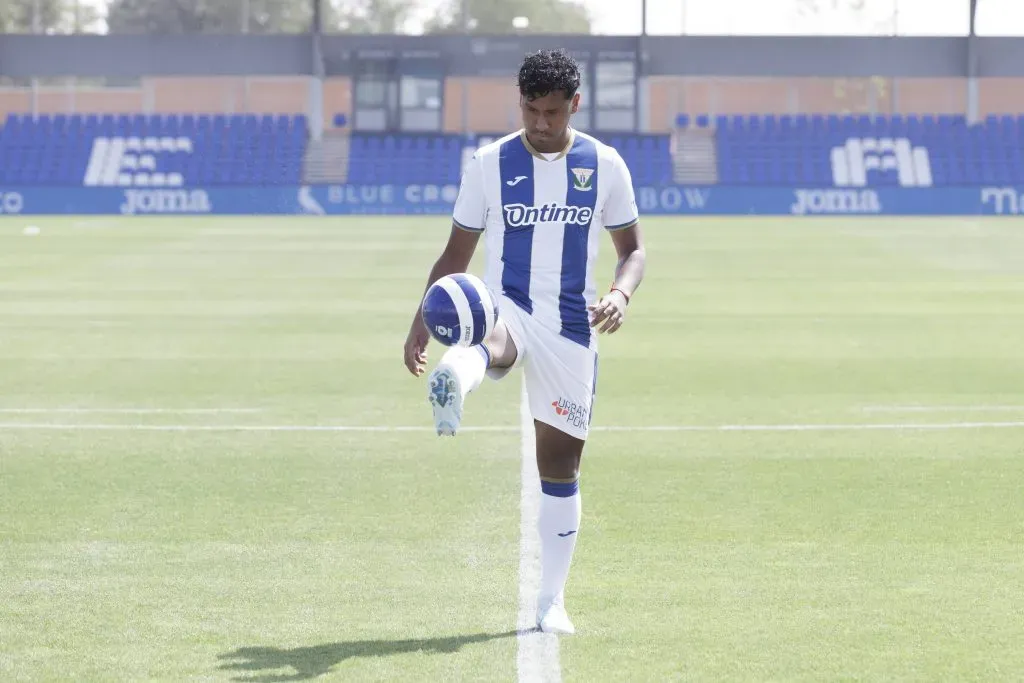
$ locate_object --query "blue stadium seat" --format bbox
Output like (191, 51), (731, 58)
(0, 110), (1014, 189)
(695, 112), (1019, 187)
(345, 132), (467, 185)
(0, 111), (310, 186)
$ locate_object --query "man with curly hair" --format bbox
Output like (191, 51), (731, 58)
(403, 49), (646, 635)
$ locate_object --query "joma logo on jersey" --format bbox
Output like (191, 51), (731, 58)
(503, 203), (594, 228)
(552, 398), (589, 429)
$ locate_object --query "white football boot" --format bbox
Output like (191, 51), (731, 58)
(537, 600), (575, 635)
(427, 364), (462, 436)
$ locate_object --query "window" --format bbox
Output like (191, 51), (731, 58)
(594, 60), (636, 131)
(596, 62), (635, 109)
(399, 75), (442, 131)
(355, 79), (388, 107)
(400, 77), (441, 110)
(573, 59), (591, 130)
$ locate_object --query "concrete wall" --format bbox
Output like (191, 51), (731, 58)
(2, 33), (1022, 132)
(1, 75), (1020, 133)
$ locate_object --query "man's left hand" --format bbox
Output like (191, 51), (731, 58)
(588, 289), (629, 334)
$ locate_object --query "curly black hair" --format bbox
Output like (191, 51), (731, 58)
(518, 49), (581, 101)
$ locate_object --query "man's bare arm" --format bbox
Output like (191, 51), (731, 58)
(609, 222), (645, 300)
(589, 223), (646, 335)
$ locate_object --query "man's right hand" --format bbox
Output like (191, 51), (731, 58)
(404, 315), (431, 377)
(404, 224), (482, 378)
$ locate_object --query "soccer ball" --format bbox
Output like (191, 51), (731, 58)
(421, 273), (498, 347)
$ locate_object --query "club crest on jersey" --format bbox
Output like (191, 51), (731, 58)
(571, 167), (594, 192)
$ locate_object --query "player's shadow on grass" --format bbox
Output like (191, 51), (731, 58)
(217, 630), (520, 681)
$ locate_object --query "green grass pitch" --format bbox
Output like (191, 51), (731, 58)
(1, 215), (1023, 681)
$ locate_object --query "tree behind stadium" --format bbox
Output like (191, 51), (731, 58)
(105, 0), (331, 34)
(104, 0), (591, 35)
(0, 0), (100, 33)
(427, 0), (591, 34)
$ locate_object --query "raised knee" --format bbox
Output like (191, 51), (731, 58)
(483, 319), (518, 369)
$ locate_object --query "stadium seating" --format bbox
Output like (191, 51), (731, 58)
(594, 134), (674, 186)
(0, 113), (308, 186)
(2, 111), (1020, 189)
(435, 131), (674, 186)
(341, 118), (1024, 188)
(346, 133), (465, 185)
(678, 113), (1024, 187)
(339, 132), (673, 186)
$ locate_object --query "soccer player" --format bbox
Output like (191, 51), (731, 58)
(403, 49), (646, 635)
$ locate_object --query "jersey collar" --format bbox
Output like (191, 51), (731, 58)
(520, 128), (576, 162)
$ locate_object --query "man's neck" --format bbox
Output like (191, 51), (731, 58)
(524, 129), (573, 155)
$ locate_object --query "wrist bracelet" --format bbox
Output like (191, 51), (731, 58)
(610, 287), (630, 304)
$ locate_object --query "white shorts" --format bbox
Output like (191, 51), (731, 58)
(486, 294), (599, 441)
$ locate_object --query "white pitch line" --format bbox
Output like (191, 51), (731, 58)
(861, 405), (1024, 413)
(0, 423), (511, 432)
(516, 379), (561, 683)
(593, 422), (1024, 432)
(2, 421), (1024, 433)
(0, 408), (263, 415)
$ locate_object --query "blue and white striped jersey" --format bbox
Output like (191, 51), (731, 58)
(452, 129), (639, 350)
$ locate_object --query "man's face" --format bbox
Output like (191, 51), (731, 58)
(520, 90), (580, 147)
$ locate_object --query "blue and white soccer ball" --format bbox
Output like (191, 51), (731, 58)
(421, 273), (499, 347)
